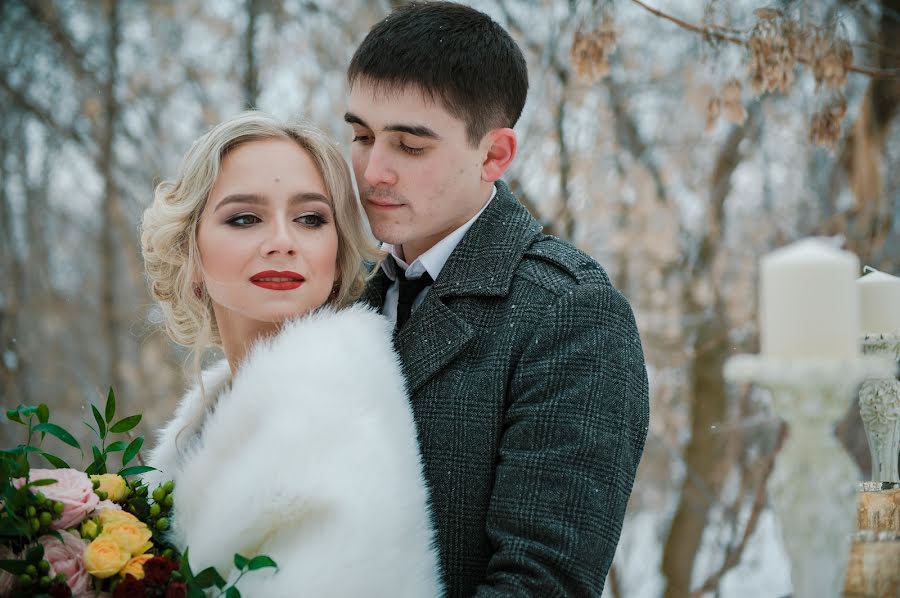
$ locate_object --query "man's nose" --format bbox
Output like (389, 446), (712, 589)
(364, 144), (398, 187)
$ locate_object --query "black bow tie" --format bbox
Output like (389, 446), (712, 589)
(395, 265), (433, 330)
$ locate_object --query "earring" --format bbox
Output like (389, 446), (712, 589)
(193, 284), (204, 299)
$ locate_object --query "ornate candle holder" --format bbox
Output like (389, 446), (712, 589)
(860, 334), (900, 482)
(724, 354), (896, 598)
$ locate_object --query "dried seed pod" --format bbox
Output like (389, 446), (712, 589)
(721, 79), (748, 124)
(570, 18), (617, 84)
(809, 96), (848, 147)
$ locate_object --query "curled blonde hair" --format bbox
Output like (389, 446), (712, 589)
(141, 111), (379, 358)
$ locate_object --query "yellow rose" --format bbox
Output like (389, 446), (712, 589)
(101, 521), (153, 556)
(98, 509), (139, 527)
(120, 553), (154, 580)
(90, 474), (128, 502)
(83, 537), (130, 578)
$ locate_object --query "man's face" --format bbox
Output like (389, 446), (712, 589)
(346, 81), (491, 263)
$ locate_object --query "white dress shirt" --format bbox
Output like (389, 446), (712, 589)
(381, 185), (496, 326)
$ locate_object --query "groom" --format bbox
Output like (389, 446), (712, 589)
(347, 2), (649, 596)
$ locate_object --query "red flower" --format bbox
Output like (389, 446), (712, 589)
(113, 574), (147, 598)
(47, 581), (73, 598)
(142, 556), (179, 586)
(165, 581), (187, 598)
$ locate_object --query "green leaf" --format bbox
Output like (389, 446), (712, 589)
(32, 423), (80, 450)
(180, 548), (195, 581)
(0, 560), (29, 575)
(118, 465), (156, 477)
(26, 478), (58, 488)
(193, 566), (226, 589)
(105, 387), (116, 424)
(233, 554), (249, 570)
(105, 441), (127, 453)
(225, 587), (241, 598)
(25, 544), (44, 562)
(109, 414), (141, 434)
(247, 555), (277, 571)
(36, 404), (49, 424)
(91, 404), (106, 439)
(123, 437), (144, 465)
(38, 451), (70, 469)
(5, 409), (23, 424)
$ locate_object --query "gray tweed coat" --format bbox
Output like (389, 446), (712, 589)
(361, 181), (649, 597)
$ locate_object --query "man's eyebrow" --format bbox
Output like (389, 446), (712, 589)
(213, 192), (331, 213)
(344, 112), (441, 140)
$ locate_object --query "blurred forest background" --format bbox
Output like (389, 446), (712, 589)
(1, 0), (898, 596)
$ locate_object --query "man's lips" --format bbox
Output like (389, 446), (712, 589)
(250, 270), (304, 291)
(366, 196), (404, 209)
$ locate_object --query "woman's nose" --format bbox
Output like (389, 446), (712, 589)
(259, 220), (296, 256)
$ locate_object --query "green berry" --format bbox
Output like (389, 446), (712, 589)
(150, 503), (161, 517)
(163, 494), (174, 509)
(30, 518), (40, 532)
(137, 486), (148, 497)
(26, 505), (37, 517)
(163, 480), (175, 494)
(92, 479), (101, 490)
(55, 573), (66, 583)
(155, 517), (169, 531)
(39, 575), (51, 587)
(38, 560), (50, 574)
(152, 487), (166, 503)
(25, 565), (37, 577)
(39, 512), (52, 527)
(35, 492), (46, 506)
(19, 573), (31, 585)
(53, 501), (64, 514)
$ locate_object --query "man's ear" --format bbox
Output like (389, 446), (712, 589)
(480, 128), (517, 182)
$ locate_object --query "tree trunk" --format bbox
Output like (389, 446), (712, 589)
(661, 108), (760, 597)
(100, 0), (122, 396)
(243, 0), (260, 109)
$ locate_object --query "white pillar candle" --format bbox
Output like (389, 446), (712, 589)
(857, 268), (900, 334)
(760, 238), (861, 360)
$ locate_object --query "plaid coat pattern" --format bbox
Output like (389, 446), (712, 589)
(361, 181), (649, 597)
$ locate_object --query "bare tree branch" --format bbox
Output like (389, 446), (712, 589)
(629, 0), (900, 79)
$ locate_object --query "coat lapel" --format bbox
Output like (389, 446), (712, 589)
(360, 265), (390, 311)
(394, 181), (544, 394)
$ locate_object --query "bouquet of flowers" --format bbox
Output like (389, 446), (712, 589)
(1, 389), (276, 598)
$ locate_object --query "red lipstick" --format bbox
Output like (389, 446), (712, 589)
(250, 270), (305, 291)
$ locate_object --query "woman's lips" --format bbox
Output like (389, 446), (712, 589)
(250, 270), (304, 291)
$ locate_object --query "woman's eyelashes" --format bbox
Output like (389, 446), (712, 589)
(224, 211), (330, 228)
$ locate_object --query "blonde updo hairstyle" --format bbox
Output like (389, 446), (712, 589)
(141, 111), (378, 358)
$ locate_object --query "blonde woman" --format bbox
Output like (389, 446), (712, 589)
(140, 111), (442, 597)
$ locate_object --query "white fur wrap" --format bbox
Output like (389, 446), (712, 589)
(145, 304), (443, 597)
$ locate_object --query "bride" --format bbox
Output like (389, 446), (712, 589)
(140, 111), (442, 597)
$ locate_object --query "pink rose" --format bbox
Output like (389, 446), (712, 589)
(93, 500), (123, 513)
(0, 545), (18, 596)
(39, 530), (90, 596)
(14, 469), (99, 529)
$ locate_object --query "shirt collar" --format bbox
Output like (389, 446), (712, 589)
(382, 185), (496, 282)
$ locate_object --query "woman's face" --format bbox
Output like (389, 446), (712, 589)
(196, 138), (339, 341)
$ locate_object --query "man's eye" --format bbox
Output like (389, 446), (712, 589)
(226, 214), (260, 227)
(399, 142), (425, 156)
(296, 213), (327, 227)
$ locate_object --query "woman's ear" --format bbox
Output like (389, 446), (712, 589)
(480, 128), (517, 183)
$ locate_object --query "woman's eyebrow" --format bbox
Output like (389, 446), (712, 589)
(213, 192), (331, 212)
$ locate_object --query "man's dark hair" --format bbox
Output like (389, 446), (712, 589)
(347, 1), (528, 146)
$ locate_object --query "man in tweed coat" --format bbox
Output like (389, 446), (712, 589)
(346, 3), (649, 596)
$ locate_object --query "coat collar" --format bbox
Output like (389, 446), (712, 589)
(386, 180), (543, 393)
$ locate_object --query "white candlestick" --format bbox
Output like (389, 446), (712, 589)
(857, 268), (900, 334)
(760, 238), (861, 360)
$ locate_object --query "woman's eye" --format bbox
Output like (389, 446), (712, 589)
(226, 214), (260, 227)
(399, 142), (425, 156)
(296, 213), (327, 227)
(352, 135), (373, 144)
